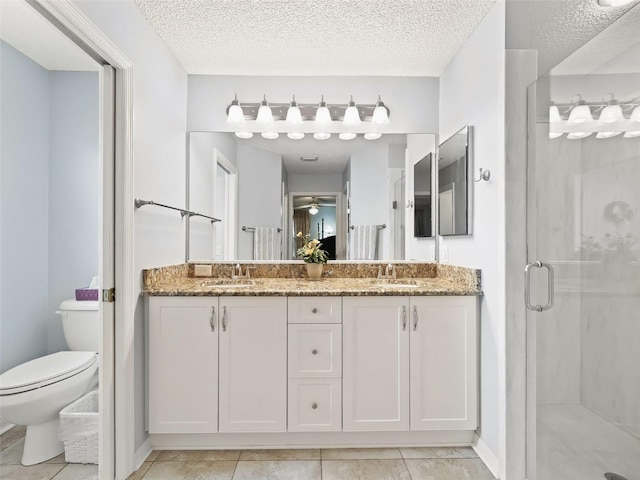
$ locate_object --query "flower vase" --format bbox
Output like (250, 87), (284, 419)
(306, 263), (323, 280)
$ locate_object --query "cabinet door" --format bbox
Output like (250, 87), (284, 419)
(288, 324), (342, 378)
(148, 296), (218, 433)
(343, 297), (410, 431)
(409, 296), (477, 430)
(218, 296), (287, 432)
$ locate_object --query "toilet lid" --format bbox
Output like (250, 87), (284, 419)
(0, 351), (97, 395)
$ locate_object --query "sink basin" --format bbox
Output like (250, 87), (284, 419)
(370, 280), (419, 289)
(200, 279), (256, 288)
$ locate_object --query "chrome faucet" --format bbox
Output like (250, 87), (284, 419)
(378, 264), (396, 280)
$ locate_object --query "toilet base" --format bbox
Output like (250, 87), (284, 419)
(22, 418), (64, 466)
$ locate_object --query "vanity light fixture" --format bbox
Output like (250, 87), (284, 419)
(372, 95), (390, 125)
(596, 131), (622, 138)
(286, 95), (303, 126)
(567, 132), (592, 139)
(256, 95), (274, 125)
(339, 132), (357, 140)
(226, 94), (245, 125)
(261, 132), (279, 140)
(623, 131), (640, 138)
(314, 132), (331, 140)
(364, 132), (382, 140)
(549, 131), (564, 139)
(287, 132), (305, 140)
(567, 105), (593, 124)
(234, 131), (253, 139)
(343, 96), (361, 127)
(549, 105), (562, 123)
(631, 105), (640, 122)
(599, 104), (623, 123)
(308, 204), (319, 215)
(315, 96), (332, 128)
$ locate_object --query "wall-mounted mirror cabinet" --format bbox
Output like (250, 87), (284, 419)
(437, 125), (473, 236)
(187, 132), (438, 262)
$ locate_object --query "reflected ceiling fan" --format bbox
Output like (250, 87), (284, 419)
(294, 197), (334, 215)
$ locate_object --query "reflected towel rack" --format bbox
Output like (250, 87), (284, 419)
(242, 226), (282, 232)
(135, 198), (220, 224)
(350, 224), (386, 230)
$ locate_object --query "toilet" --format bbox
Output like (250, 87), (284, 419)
(0, 300), (99, 466)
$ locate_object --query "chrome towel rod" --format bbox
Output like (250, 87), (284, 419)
(242, 226), (282, 232)
(135, 198), (220, 224)
(350, 224), (386, 230)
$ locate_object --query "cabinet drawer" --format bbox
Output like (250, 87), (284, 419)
(288, 324), (342, 378)
(288, 379), (341, 432)
(288, 297), (341, 324)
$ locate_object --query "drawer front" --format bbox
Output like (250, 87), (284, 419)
(288, 297), (342, 324)
(288, 379), (341, 432)
(288, 324), (342, 378)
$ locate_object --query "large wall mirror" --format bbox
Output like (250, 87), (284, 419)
(437, 125), (473, 236)
(413, 153), (433, 238)
(187, 132), (436, 262)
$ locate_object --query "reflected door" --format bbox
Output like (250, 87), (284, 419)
(525, 77), (640, 480)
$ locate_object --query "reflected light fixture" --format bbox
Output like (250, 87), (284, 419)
(309, 204), (319, 215)
(343, 96), (361, 127)
(286, 95), (303, 126)
(287, 132), (305, 140)
(364, 132), (382, 140)
(567, 132), (592, 139)
(339, 132), (357, 140)
(624, 131), (640, 138)
(226, 94), (245, 125)
(549, 105), (562, 123)
(314, 132), (331, 140)
(261, 132), (279, 140)
(631, 106), (640, 122)
(256, 95), (273, 125)
(314, 96), (332, 128)
(234, 132), (253, 139)
(567, 104), (593, 124)
(599, 104), (623, 123)
(596, 131), (622, 138)
(372, 95), (390, 125)
(549, 132), (563, 139)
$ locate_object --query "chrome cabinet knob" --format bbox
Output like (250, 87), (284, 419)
(312, 307), (318, 314)
(311, 402), (318, 410)
(312, 349), (318, 355)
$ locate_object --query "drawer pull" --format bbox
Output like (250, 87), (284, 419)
(311, 402), (318, 409)
(312, 349), (318, 355)
(209, 306), (215, 332)
(312, 307), (318, 314)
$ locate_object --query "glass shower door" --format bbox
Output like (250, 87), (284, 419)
(525, 69), (640, 480)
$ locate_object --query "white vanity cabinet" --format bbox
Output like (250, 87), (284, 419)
(287, 297), (342, 432)
(343, 296), (477, 432)
(147, 296), (219, 433)
(218, 296), (288, 432)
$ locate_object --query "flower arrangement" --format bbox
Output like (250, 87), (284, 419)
(296, 232), (328, 264)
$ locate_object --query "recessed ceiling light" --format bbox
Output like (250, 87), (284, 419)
(598, 0), (634, 6)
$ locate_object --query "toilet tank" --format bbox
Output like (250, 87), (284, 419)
(57, 299), (100, 354)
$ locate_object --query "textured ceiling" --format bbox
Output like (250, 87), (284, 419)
(134, 0), (497, 76)
(506, 0), (640, 75)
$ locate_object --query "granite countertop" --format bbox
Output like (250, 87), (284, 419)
(143, 276), (481, 297)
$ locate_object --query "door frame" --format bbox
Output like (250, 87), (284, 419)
(31, 1), (136, 478)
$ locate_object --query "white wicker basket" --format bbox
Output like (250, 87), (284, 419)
(59, 390), (99, 464)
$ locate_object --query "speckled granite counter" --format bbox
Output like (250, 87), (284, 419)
(142, 262), (481, 297)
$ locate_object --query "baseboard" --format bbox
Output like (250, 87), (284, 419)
(133, 438), (153, 471)
(0, 419), (15, 435)
(473, 433), (500, 479)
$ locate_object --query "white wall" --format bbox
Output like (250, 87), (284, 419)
(236, 144), (283, 259)
(48, 71), (99, 353)
(438, 1), (506, 474)
(188, 75), (439, 134)
(0, 41), (50, 374)
(74, 0), (189, 451)
(288, 173), (343, 193)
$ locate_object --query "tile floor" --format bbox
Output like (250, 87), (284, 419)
(1, 425), (496, 480)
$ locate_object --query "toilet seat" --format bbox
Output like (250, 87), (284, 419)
(0, 352), (98, 396)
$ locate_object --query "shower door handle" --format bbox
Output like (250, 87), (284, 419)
(524, 261), (554, 312)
